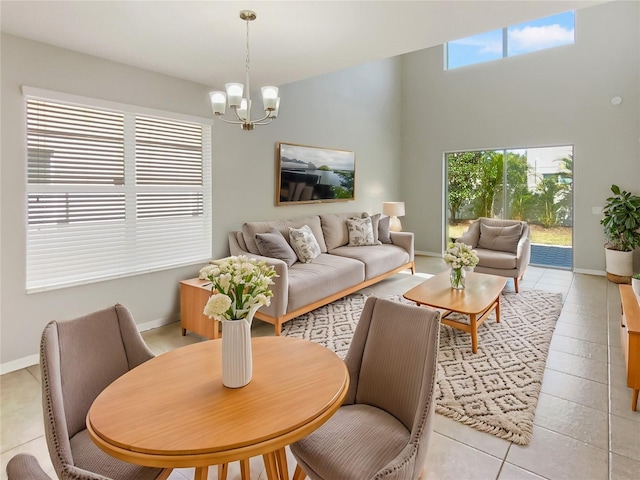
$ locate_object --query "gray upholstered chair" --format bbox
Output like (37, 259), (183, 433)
(290, 296), (441, 480)
(456, 217), (531, 293)
(40, 304), (172, 480)
(6, 454), (51, 480)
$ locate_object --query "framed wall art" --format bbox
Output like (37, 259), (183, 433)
(276, 142), (356, 205)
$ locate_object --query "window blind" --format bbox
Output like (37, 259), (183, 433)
(25, 91), (212, 292)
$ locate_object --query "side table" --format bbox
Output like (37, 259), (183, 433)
(619, 284), (640, 411)
(179, 278), (219, 339)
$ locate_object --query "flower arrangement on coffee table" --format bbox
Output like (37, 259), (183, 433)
(444, 242), (479, 289)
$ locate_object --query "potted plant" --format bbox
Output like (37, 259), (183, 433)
(600, 185), (640, 283)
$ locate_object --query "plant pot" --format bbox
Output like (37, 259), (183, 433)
(632, 277), (640, 298)
(604, 248), (633, 283)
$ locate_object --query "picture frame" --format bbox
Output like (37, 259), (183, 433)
(276, 142), (356, 205)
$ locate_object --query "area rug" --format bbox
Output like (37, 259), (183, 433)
(281, 289), (563, 445)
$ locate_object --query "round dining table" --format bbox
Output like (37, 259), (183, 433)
(87, 336), (349, 480)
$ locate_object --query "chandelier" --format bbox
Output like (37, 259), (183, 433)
(209, 10), (280, 131)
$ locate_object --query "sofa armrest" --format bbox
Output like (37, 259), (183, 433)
(390, 231), (414, 261)
(516, 235), (531, 272)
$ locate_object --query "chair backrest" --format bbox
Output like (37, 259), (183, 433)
(6, 454), (50, 480)
(344, 296), (440, 431)
(40, 304), (154, 477)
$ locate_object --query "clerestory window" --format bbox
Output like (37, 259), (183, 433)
(446, 11), (575, 70)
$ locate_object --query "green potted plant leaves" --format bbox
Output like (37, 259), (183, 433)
(600, 185), (640, 283)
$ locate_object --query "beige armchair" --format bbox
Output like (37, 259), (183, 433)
(40, 304), (172, 480)
(290, 296), (441, 480)
(456, 217), (531, 293)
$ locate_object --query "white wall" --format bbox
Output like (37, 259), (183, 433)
(400, 0), (640, 273)
(0, 34), (402, 369)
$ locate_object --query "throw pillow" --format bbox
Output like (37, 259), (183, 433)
(378, 215), (392, 244)
(288, 225), (321, 263)
(362, 213), (383, 245)
(255, 229), (297, 267)
(478, 223), (522, 254)
(346, 216), (377, 246)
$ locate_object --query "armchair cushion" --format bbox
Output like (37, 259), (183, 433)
(477, 222), (523, 254)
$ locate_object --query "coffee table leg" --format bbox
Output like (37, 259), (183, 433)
(496, 297), (501, 323)
(470, 314), (478, 354)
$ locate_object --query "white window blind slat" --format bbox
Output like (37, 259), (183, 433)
(25, 94), (212, 293)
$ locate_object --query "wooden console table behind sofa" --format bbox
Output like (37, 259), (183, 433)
(619, 285), (640, 411)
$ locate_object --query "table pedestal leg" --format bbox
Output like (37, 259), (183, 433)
(194, 466), (208, 480)
(264, 448), (289, 480)
(495, 297), (501, 323)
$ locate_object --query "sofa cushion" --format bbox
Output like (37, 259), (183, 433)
(475, 248), (518, 270)
(255, 229), (297, 267)
(287, 254), (365, 313)
(378, 215), (391, 244)
(347, 216), (378, 246)
(330, 244), (410, 280)
(289, 225), (322, 263)
(242, 215), (327, 255)
(478, 223), (522, 254)
(319, 212), (364, 251)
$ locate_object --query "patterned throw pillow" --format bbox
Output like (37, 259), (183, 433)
(288, 225), (321, 263)
(346, 216), (378, 246)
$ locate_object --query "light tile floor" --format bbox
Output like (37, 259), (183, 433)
(1, 255), (639, 479)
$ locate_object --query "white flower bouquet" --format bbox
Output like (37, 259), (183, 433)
(443, 242), (479, 269)
(199, 255), (278, 322)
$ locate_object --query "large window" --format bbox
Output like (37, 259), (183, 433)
(446, 11), (575, 69)
(446, 146), (573, 269)
(24, 88), (212, 292)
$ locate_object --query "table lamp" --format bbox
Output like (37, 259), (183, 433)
(383, 202), (405, 232)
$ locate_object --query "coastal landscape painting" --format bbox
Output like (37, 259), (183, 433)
(276, 142), (355, 205)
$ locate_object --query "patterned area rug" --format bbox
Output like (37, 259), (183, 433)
(281, 289), (563, 445)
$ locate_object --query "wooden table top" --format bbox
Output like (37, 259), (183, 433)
(87, 336), (349, 468)
(403, 270), (507, 314)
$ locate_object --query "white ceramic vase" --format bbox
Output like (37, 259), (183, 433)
(221, 315), (253, 388)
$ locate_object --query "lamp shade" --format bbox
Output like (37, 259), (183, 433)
(383, 202), (405, 217)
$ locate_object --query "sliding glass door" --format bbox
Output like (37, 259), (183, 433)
(446, 146), (573, 269)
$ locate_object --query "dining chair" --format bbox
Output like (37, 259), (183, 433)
(290, 296), (441, 480)
(40, 304), (172, 480)
(6, 453), (51, 480)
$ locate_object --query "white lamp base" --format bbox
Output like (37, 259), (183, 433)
(389, 216), (402, 232)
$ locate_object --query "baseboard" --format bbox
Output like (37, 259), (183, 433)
(573, 268), (605, 276)
(415, 250), (443, 257)
(137, 313), (180, 332)
(1, 314), (180, 375)
(0, 354), (40, 375)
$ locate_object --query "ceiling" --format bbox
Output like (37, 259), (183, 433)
(1, 1), (608, 89)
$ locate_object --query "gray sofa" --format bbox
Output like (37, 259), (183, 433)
(228, 212), (414, 334)
(456, 217), (531, 292)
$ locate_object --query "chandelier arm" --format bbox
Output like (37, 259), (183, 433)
(215, 116), (245, 125)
